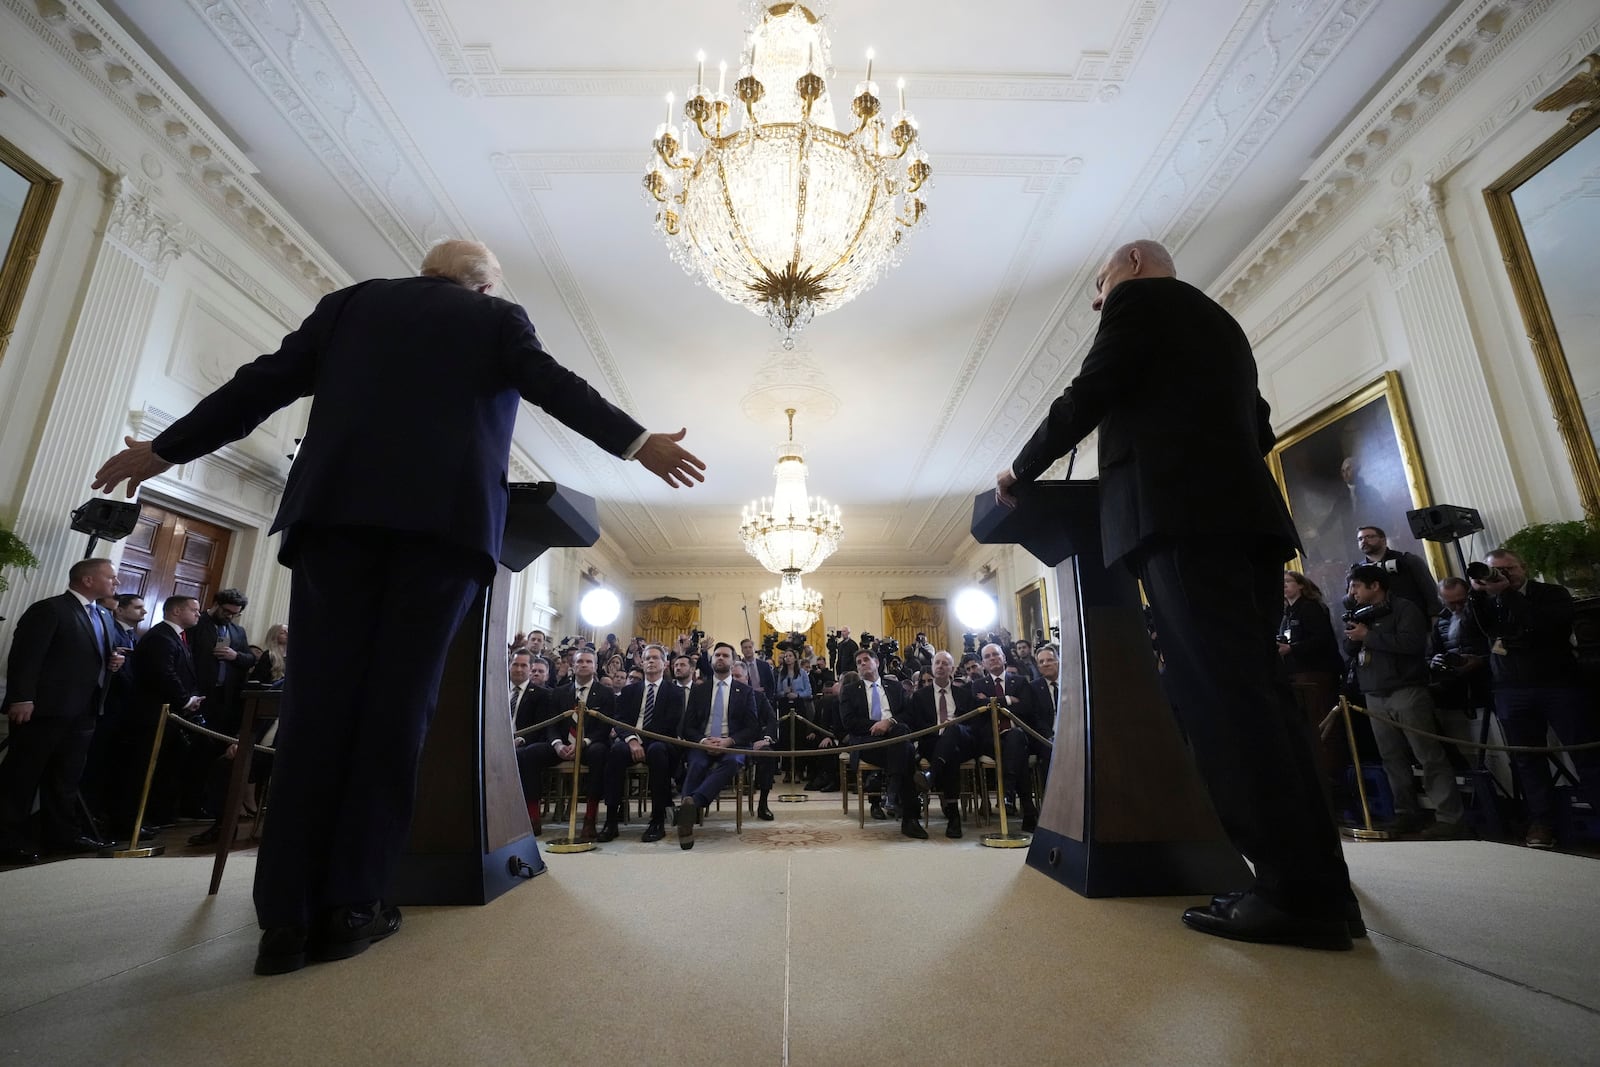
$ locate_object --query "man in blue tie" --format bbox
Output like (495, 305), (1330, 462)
(840, 648), (927, 839)
(674, 642), (759, 850)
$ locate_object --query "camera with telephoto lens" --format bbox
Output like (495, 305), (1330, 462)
(1465, 562), (1505, 584)
(776, 631), (806, 654)
(761, 631), (780, 658)
(1341, 602), (1392, 627)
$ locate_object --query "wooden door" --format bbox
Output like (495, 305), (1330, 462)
(116, 502), (232, 612)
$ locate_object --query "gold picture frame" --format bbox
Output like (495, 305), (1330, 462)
(1483, 104), (1600, 518)
(1268, 372), (1447, 602)
(0, 133), (62, 369)
(1014, 577), (1048, 647)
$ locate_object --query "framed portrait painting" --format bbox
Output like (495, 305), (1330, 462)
(1269, 372), (1446, 606)
(0, 134), (61, 369)
(1014, 578), (1047, 647)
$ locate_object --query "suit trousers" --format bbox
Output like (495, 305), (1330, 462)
(253, 527), (482, 930)
(682, 749), (743, 808)
(1366, 686), (1463, 825)
(1133, 538), (1352, 916)
(1493, 686), (1600, 823)
(519, 740), (607, 807)
(844, 728), (914, 811)
(0, 705), (97, 849)
(603, 739), (673, 818)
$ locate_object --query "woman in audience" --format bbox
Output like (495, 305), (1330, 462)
(252, 623), (288, 687)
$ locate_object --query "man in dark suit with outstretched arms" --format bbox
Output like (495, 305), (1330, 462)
(996, 239), (1357, 950)
(93, 239), (706, 974)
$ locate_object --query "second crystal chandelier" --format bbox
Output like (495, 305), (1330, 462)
(644, 2), (931, 349)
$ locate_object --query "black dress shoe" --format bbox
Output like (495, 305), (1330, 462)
(1210, 889), (1367, 939)
(757, 806), (775, 821)
(0, 847), (41, 866)
(901, 818), (929, 840)
(255, 926), (308, 975)
(308, 901), (402, 963)
(596, 821), (619, 843)
(676, 800), (697, 850)
(1021, 813), (1037, 832)
(188, 824), (222, 847)
(870, 801), (887, 821)
(1182, 891), (1352, 950)
(641, 821), (666, 843)
(945, 811), (963, 839)
(49, 834), (112, 854)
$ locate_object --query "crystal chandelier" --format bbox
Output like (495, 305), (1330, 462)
(644, 2), (931, 349)
(760, 572), (825, 634)
(739, 408), (842, 574)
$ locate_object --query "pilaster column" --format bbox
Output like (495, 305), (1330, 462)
(3, 176), (184, 632)
(1364, 183), (1525, 542)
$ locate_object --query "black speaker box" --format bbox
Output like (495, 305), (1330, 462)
(1406, 504), (1483, 542)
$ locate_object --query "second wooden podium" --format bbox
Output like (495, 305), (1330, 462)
(972, 480), (1251, 897)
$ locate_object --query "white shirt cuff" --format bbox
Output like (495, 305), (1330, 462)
(621, 430), (650, 461)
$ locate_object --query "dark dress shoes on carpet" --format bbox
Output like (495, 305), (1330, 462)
(0, 847), (42, 866)
(945, 811), (963, 839)
(596, 821), (620, 843)
(676, 800), (697, 850)
(1183, 891), (1352, 950)
(757, 806), (775, 821)
(309, 902), (402, 963)
(869, 801), (888, 821)
(1208, 889), (1366, 939)
(255, 927), (308, 976)
(49, 834), (112, 854)
(187, 824), (222, 847)
(901, 818), (928, 840)
(641, 821), (666, 843)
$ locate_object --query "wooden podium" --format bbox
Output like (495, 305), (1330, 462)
(390, 483), (600, 906)
(972, 480), (1250, 896)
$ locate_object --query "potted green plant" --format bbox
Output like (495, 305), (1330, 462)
(1500, 519), (1600, 595)
(1, 524), (40, 619)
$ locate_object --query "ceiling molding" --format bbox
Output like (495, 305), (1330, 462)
(408, 0), (1162, 102)
(4, 0), (345, 297)
(1214, 0), (1559, 312)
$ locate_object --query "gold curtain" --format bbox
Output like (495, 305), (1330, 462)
(881, 597), (948, 656)
(633, 598), (700, 648)
(759, 614), (828, 665)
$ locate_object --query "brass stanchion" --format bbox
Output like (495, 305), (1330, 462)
(113, 704), (169, 858)
(547, 700), (596, 854)
(1338, 696), (1390, 841)
(778, 707), (806, 803)
(981, 698), (1029, 848)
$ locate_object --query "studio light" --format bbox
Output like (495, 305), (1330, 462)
(580, 588), (621, 628)
(954, 588), (996, 630)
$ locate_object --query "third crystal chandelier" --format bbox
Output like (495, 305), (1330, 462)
(644, 1), (931, 349)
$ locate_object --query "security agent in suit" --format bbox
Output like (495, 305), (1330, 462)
(997, 239), (1356, 950)
(906, 650), (975, 827)
(732, 660), (779, 821)
(93, 239), (706, 975)
(0, 559), (125, 862)
(600, 644), (686, 843)
(737, 638), (777, 693)
(924, 642), (1037, 838)
(130, 596), (208, 826)
(80, 592), (146, 823)
(840, 647), (928, 840)
(179, 589), (256, 817)
(527, 649), (618, 842)
(674, 642), (759, 850)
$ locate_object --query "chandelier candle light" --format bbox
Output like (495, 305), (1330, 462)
(645, 2), (931, 348)
(740, 408), (842, 576)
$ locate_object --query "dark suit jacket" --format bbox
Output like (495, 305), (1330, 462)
(1010, 277), (1298, 566)
(908, 683), (976, 760)
(1, 592), (110, 719)
(679, 678), (760, 748)
(740, 657), (776, 693)
(511, 682), (553, 735)
(966, 673), (1041, 732)
(149, 274), (646, 580)
(1029, 676), (1062, 739)
(751, 688), (778, 744)
(548, 680), (616, 748)
(188, 615), (258, 732)
(614, 678), (686, 743)
(839, 676), (908, 738)
(130, 622), (200, 721)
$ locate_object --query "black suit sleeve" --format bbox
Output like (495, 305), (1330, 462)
(498, 305), (645, 459)
(2, 598), (61, 704)
(1010, 282), (1152, 483)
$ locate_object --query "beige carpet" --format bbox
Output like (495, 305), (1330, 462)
(1, 804), (1597, 1066)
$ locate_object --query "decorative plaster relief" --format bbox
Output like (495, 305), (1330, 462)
(164, 293), (288, 440)
(104, 176), (185, 277)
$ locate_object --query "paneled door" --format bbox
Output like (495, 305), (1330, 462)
(115, 502), (232, 616)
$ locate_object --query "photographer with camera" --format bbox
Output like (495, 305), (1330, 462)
(1344, 565), (1467, 839)
(904, 632), (934, 674)
(1470, 549), (1600, 849)
(1354, 526), (1442, 618)
(1279, 571), (1346, 794)
(1429, 577), (1492, 761)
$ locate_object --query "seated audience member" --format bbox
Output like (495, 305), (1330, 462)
(601, 644), (685, 843)
(907, 651), (976, 829)
(518, 649), (614, 841)
(840, 648), (927, 840)
(732, 661), (779, 820)
(509, 651), (553, 833)
(1279, 570), (1347, 792)
(1021, 645), (1062, 816)
(1344, 565), (1467, 839)
(926, 643), (1037, 837)
(1471, 549), (1600, 849)
(675, 642), (759, 850)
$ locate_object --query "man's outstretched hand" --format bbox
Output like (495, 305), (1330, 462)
(636, 428), (707, 488)
(92, 436), (173, 498)
(995, 468), (1020, 508)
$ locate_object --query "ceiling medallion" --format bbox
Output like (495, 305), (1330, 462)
(644, 1), (931, 348)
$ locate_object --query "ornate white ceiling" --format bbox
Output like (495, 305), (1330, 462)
(92, 0), (1465, 569)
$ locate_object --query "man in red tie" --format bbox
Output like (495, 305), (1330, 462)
(907, 650), (976, 836)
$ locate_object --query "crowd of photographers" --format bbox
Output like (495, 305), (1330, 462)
(502, 621), (1061, 845)
(1278, 525), (1599, 850)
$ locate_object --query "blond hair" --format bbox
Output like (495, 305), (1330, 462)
(420, 239), (502, 290)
